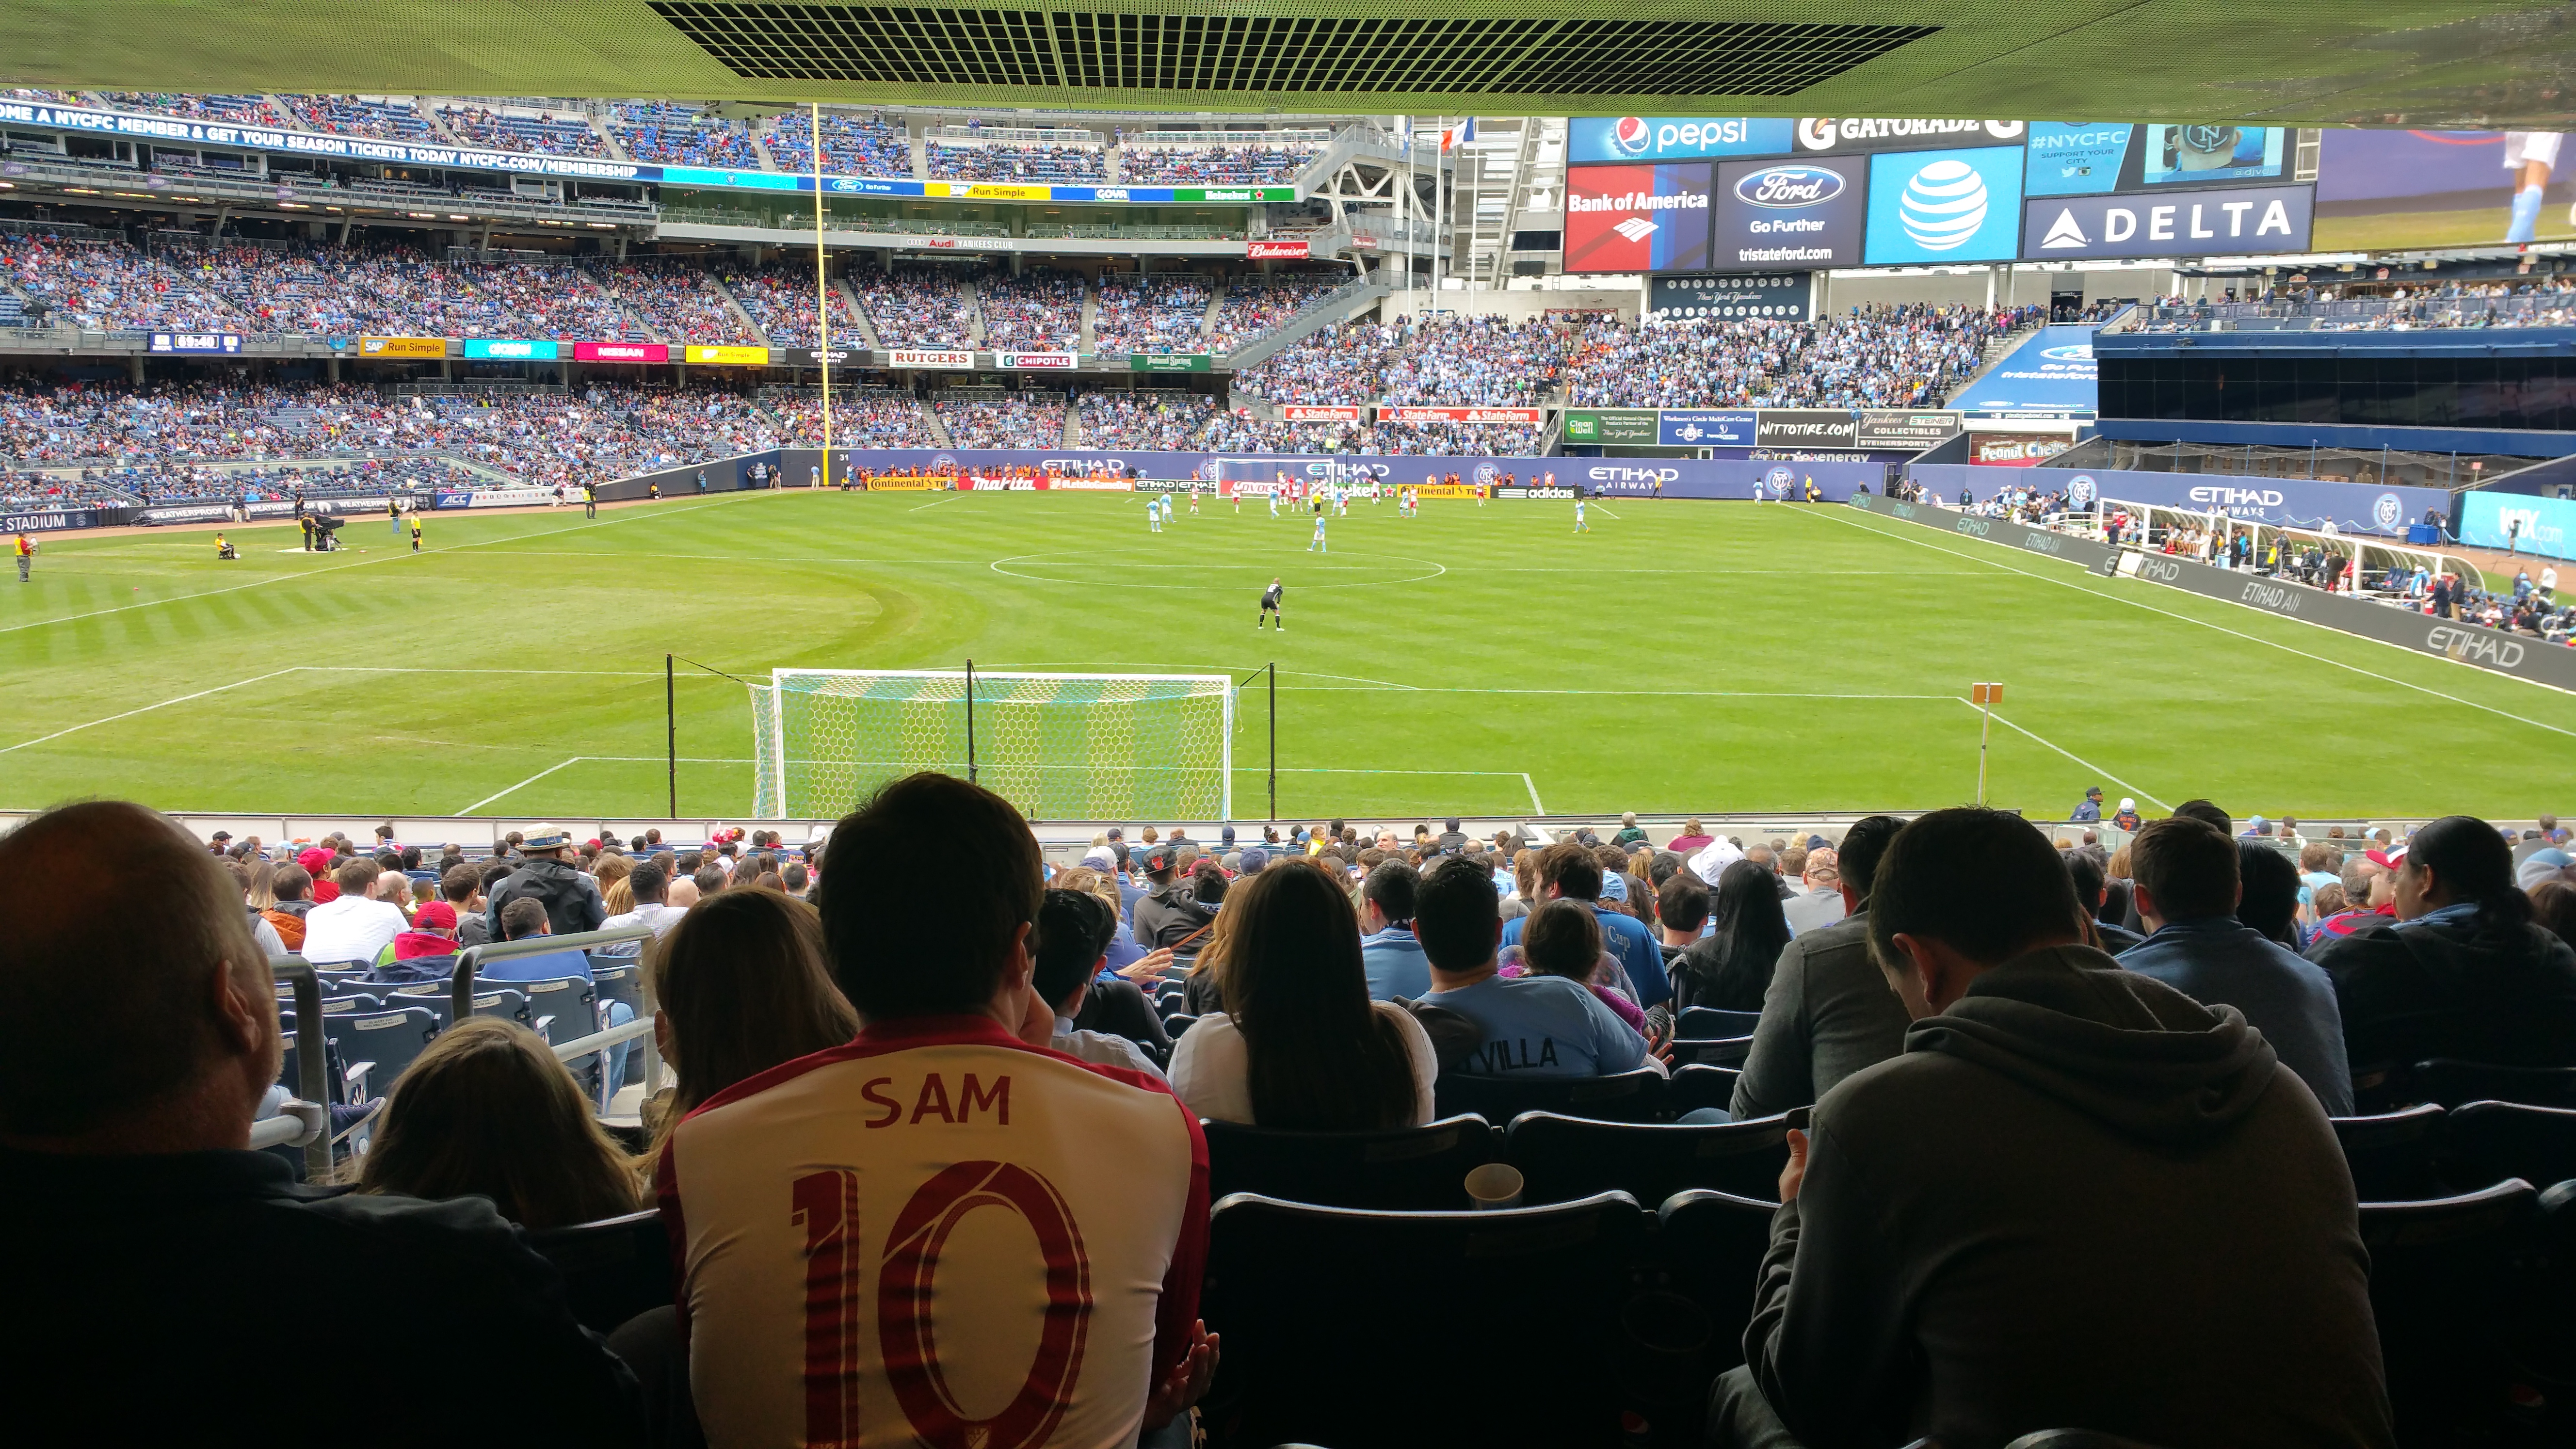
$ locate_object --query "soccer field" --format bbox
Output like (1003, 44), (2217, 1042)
(4, 488), (2569, 823)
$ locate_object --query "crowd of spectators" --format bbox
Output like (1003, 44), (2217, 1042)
(721, 261), (860, 348)
(92, 91), (286, 125)
(1119, 143), (1315, 185)
(1563, 303), (2021, 410)
(762, 112), (909, 177)
(846, 265), (973, 350)
(0, 233), (248, 332)
(1093, 273), (1212, 354)
(923, 140), (1107, 182)
(609, 103), (761, 170)
(1076, 389), (1218, 449)
(2141, 277), (2576, 333)
(589, 258), (761, 345)
(279, 94), (437, 142)
(764, 390), (932, 449)
(974, 267), (1086, 352)
(934, 389), (1065, 448)
(1204, 412), (1547, 456)
(0, 470), (134, 510)
(1207, 274), (1343, 352)
(1238, 314), (1569, 407)
(435, 104), (609, 159)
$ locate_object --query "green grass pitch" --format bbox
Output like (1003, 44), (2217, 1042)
(3, 488), (2568, 823)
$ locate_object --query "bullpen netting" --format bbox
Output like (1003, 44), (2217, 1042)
(749, 669), (1236, 821)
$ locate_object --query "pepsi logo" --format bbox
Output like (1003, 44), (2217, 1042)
(1736, 165), (1844, 208)
(1611, 117), (1652, 156)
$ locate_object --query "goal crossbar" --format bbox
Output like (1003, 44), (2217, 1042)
(749, 667), (1236, 822)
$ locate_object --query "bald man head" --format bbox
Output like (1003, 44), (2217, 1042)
(0, 801), (277, 1150)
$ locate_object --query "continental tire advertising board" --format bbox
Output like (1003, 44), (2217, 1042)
(1850, 492), (2576, 691)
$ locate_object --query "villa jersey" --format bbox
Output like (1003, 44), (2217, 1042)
(658, 1014), (1209, 1449)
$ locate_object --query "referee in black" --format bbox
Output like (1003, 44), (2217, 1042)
(1257, 576), (1284, 630)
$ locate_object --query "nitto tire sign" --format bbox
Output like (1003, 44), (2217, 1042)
(1756, 410), (1858, 448)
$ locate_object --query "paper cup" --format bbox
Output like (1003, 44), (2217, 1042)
(1464, 1162), (1524, 1211)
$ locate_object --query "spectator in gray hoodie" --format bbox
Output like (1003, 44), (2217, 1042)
(1712, 806), (2391, 1449)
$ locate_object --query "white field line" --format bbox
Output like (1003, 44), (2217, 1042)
(454, 756), (588, 815)
(909, 496), (958, 511)
(1958, 698), (2174, 812)
(0, 493), (761, 639)
(1523, 773), (1546, 813)
(1276, 685), (1957, 700)
(0, 666), (676, 755)
(1817, 507), (2576, 738)
(1589, 503), (1622, 520)
(0, 669), (301, 756)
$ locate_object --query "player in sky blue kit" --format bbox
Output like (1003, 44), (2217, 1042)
(1148, 500), (1162, 532)
(1308, 513), (1328, 552)
(1574, 498), (1589, 533)
(1267, 486), (1280, 518)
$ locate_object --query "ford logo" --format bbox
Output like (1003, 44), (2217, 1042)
(1735, 165), (1844, 208)
(2039, 344), (2094, 361)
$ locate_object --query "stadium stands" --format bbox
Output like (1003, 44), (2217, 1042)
(1119, 140), (1318, 185)
(934, 388), (1064, 448)
(609, 101), (760, 169)
(923, 138), (1107, 182)
(765, 389), (931, 448)
(975, 267), (1087, 352)
(435, 102), (610, 158)
(1207, 274), (1345, 352)
(722, 260), (861, 348)
(279, 94), (438, 142)
(1562, 304), (2023, 410)
(763, 111), (909, 177)
(2136, 283), (2576, 332)
(1093, 272), (1213, 354)
(589, 257), (762, 345)
(847, 265), (973, 350)
(1076, 388), (1218, 449)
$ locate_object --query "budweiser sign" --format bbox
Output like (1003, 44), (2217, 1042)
(1247, 239), (1311, 259)
(1281, 405), (1364, 421)
(888, 349), (975, 370)
(1380, 406), (1544, 424)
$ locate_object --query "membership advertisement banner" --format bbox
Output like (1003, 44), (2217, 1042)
(462, 338), (560, 360)
(361, 336), (447, 359)
(2022, 184), (2312, 259)
(1755, 410), (1860, 448)
(1857, 410), (1964, 450)
(574, 341), (671, 363)
(148, 331), (242, 354)
(1711, 158), (1867, 270)
(886, 349), (973, 370)
(1247, 239), (1310, 258)
(1645, 272), (1811, 322)
(1380, 406), (1544, 424)
(1560, 409), (1658, 445)
(993, 351), (1077, 370)
(1565, 162), (1713, 274)
(1658, 409), (1757, 447)
(1132, 354), (1214, 372)
(1280, 405), (1366, 422)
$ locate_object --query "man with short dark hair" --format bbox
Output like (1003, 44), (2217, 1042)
(298, 858), (408, 965)
(484, 823), (605, 940)
(1359, 861), (1429, 1000)
(1501, 841), (1671, 1008)
(1729, 815), (1906, 1121)
(1133, 843), (1216, 951)
(1437, 817), (1469, 854)
(1417, 855), (1649, 1078)
(598, 862), (684, 956)
(0, 801), (642, 1444)
(1712, 806), (2393, 1449)
(662, 773), (1215, 1448)
(2117, 817), (2354, 1115)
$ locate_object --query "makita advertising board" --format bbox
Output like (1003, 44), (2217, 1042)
(1908, 463), (2448, 536)
(1851, 491), (2576, 691)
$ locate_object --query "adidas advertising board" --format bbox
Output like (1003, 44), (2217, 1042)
(1712, 157), (1868, 270)
(1564, 163), (1713, 273)
(2020, 184), (2313, 259)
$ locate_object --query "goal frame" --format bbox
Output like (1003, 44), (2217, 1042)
(751, 667), (1236, 822)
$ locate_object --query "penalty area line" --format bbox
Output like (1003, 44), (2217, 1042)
(454, 756), (588, 815)
(1954, 698), (2172, 813)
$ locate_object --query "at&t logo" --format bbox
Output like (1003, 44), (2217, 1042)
(1900, 159), (1989, 250)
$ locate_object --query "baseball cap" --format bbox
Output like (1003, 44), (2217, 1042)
(1221, 824), (1237, 845)
(1239, 847), (1269, 873)
(413, 900), (458, 931)
(1080, 847), (1114, 869)
(2086, 786), (2103, 798)
(2367, 845), (2409, 871)
(2118, 798), (2136, 811)
(211, 830), (232, 841)
(1142, 845), (1177, 873)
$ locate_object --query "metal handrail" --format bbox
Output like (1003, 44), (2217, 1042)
(452, 923), (664, 1105)
(269, 956), (333, 1176)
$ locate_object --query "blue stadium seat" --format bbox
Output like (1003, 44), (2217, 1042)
(589, 964), (647, 1086)
(1201, 1190), (1644, 1448)
(1162, 1013), (1198, 1038)
(1203, 1114), (1496, 1211)
(2358, 1178), (2539, 1444)
(1666, 1063), (1741, 1120)
(1666, 1035), (1755, 1069)
(1676, 1006), (1761, 1039)
(329, 1007), (439, 1091)
(1506, 1111), (1792, 1205)
(2445, 1100), (2576, 1191)
(523, 1209), (673, 1336)
(2330, 1104), (2448, 1200)
(1434, 1067), (1666, 1126)
(1654, 1188), (1778, 1377)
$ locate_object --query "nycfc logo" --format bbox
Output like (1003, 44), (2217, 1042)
(1474, 464), (1499, 484)
(2067, 475), (2097, 508)
(2374, 492), (2403, 530)
(1611, 117), (1652, 156)
(1736, 165), (1844, 208)
(1900, 159), (1989, 251)
(1765, 466), (1795, 488)
(2040, 344), (2093, 362)
(931, 454), (955, 470)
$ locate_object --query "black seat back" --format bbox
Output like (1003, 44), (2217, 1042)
(1434, 1067), (1665, 1125)
(330, 1007), (439, 1090)
(1203, 1191), (1644, 1449)
(2330, 1104), (2447, 1200)
(2446, 1100), (2576, 1192)
(1665, 1063), (1741, 1120)
(524, 1209), (673, 1336)
(1666, 1035), (1755, 1069)
(1653, 1189), (1777, 1377)
(1676, 1006), (1760, 1039)
(1203, 1115), (1496, 1211)
(1507, 1111), (1791, 1206)
(2406, 1059), (2576, 1110)
(2358, 1179), (2539, 1444)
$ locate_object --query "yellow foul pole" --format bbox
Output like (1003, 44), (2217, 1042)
(810, 103), (832, 487)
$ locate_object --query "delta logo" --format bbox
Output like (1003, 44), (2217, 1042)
(1611, 117), (1652, 156)
(1735, 165), (1844, 208)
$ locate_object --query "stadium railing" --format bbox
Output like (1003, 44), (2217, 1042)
(449, 925), (662, 1112)
(258, 956), (334, 1177)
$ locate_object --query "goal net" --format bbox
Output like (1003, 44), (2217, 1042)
(748, 669), (1236, 821)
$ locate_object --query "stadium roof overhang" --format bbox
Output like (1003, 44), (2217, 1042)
(6, 0), (2576, 126)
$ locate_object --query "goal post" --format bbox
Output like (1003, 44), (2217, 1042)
(748, 668), (1236, 821)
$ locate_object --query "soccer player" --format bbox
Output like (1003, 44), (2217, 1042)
(1574, 498), (1589, 534)
(1188, 489), (1200, 516)
(1257, 576), (1284, 630)
(1232, 486), (1242, 515)
(408, 516), (423, 553)
(1308, 512), (1328, 553)
(1754, 479), (1767, 503)
(1267, 485), (1280, 519)
(582, 483), (597, 519)
(1148, 499), (1163, 533)
(14, 531), (33, 582)
(698, 468), (710, 496)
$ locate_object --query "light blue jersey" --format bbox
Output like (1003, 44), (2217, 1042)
(1427, 973), (1648, 1078)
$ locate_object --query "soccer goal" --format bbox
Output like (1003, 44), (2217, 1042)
(748, 668), (1236, 821)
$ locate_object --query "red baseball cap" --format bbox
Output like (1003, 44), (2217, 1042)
(413, 900), (458, 931)
(2367, 845), (2408, 871)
